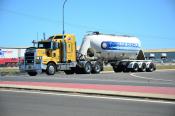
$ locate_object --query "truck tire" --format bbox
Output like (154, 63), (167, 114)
(146, 63), (155, 72)
(28, 72), (37, 76)
(83, 62), (92, 74)
(139, 63), (146, 72)
(46, 63), (56, 75)
(113, 62), (123, 73)
(131, 63), (139, 72)
(123, 62), (131, 72)
(75, 66), (83, 74)
(123, 67), (130, 72)
(64, 68), (75, 75)
(113, 66), (122, 72)
(92, 62), (101, 74)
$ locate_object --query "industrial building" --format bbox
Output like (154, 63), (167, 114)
(144, 48), (175, 63)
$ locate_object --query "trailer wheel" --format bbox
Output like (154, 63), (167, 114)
(123, 68), (130, 72)
(46, 63), (56, 75)
(123, 62), (131, 73)
(28, 72), (37, 76)
(92, 62), (101, 74)
(139, 63), (146, 72)
(131, 63), (139, 72)
(113, 66), (122, 72)
(146, 63), (155, 72)
(83, 62), (92, 74)
(113, 62), (123, 73)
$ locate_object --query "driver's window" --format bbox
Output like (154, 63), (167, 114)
(53, 42), (59, 50)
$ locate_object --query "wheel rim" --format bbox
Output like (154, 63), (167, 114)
(85, 63), (91, 73)
(149, 63), (154, 72)
(142, 67), (146, 72)
(95, 64), (101, 72)
(150, 65), (154, 71)
(49, 65), (55, 74)
(142, 63), (146, 72)
(134, 64), (138, 71)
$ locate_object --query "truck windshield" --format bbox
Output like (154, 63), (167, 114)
(48, 35), (66, 40)
(38, 42), (51, 49)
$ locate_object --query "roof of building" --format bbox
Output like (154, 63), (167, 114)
(144, 48), (175, 53)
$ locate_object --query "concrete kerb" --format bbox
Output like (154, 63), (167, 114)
(0, 84), (175, 101)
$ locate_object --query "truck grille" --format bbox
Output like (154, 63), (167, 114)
(25, 52), (34, 64)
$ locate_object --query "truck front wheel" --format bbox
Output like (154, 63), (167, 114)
(28, 72), (37, 76)
(46, 63), (56, 75)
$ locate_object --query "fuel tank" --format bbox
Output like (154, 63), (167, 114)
(79, 32), (142, 60)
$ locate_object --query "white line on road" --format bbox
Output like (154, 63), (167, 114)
(130, 73), (175, 83)
(156, 69), (175, 72)
(1, 89), (175, 104)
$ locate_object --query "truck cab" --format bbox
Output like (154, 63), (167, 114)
(20, 34), (77, 76)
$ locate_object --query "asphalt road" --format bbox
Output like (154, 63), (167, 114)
(0, 90), (175, 116)
(0, 70), (175, 87)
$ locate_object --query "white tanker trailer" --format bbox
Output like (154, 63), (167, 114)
(79, 32), (141, 60)
(76, 32), (156, 73)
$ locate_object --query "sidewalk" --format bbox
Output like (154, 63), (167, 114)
(0, 81), (175, 100)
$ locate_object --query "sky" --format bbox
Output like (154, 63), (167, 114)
(0, 0), (175, 49)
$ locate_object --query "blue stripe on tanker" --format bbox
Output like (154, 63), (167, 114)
(101, 41), (140, 51)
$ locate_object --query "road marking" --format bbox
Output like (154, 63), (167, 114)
(1, 89), (175, 104)
(102, 69), (175, 73)
(156, 69), (175, 72)
(130, 73), (175, 83)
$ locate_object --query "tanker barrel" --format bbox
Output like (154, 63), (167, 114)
(80, 33), (141, 61)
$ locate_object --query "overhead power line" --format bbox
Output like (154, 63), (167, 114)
(0, 8), (174, 40)
(0, 8), (58, 24)
(0, 7), (95, 29)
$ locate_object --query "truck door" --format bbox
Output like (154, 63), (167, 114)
(52, 42), (61, 62)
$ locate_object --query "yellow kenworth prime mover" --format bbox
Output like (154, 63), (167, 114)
(20, 32), (155, 76)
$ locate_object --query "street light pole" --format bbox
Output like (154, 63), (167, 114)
(62, 0), (67, 36)
(62, 0), (68, 62)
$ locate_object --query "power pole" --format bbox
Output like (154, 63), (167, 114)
(62, 0), (68, 62)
